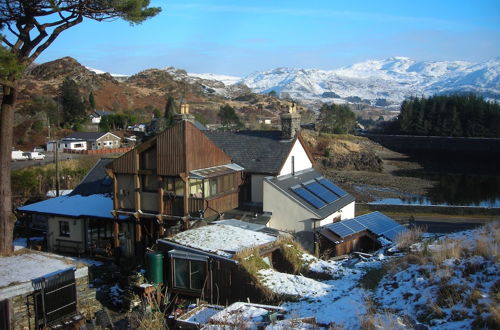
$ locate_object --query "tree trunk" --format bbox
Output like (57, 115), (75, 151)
(0, 85), (17, 254)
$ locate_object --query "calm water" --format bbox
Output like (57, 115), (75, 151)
(368, 173), (500, 208)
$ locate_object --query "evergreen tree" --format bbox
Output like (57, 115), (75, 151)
(88, 92), (96, 110)
(318, 103), (356, 134)
(60, 77), (86, 128)
(164, 95), (176, 127)
(218, 104), (243, 129)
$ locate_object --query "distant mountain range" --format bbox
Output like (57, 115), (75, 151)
(235, 57), (500, 107)
(86, 56), (500, 108)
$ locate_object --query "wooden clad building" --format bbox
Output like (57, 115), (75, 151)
(106, 120), (244, 257)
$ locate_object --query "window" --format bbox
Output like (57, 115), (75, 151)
(74, 143), (83, 148)
(59, 221), (70, 237)
(189, 179), (203, 198)
(173, 258), (207, 291)
(163, 177), (184, 196)
(142, 175), (158, 192)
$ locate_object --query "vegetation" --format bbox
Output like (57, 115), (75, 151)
(60, 77), (87, 128)
(317, 103), (357, 134)
(164, 95), (177, 127)
(387, 94), (500, 137)
(11, 157), (100, 201)
(218, 104), (243, 129)
(0, 0), (160, 254)
(99, 113), (137, 131)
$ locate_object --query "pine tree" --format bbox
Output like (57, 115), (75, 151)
(60, 77), (86, 128)
(164, 95), (177, 127)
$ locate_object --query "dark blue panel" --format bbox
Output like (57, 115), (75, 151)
(292, 187), (326, 209)
(342, 219), (367, 233)
(383, 227), (406, 241)
(319, 179), (347, 197)
(326, 222), (355, 238)
(305, 182), (339, 203)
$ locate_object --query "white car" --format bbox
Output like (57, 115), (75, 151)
(27, 152), (46, 160)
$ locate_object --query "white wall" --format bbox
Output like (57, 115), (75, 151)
(47, 216), (85, 253)
(318, 201), (356, 227)
(61, 140), (87, 150)
(250, 174), (268, 203)
(263, 180), (316, 233)
(279, 139), (312, 176)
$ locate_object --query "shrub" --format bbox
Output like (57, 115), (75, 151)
(395, 226), (424, 251)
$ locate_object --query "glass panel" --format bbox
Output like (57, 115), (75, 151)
(174, 258), (188, 288)
(189, 179), (203, 198)
(210, 179), (217, 196)
(142, 175), (158, 192)
(204, 180), (211, 198)
(292, 187), (326, 209)
(190, 260), (206, 290)
(175, 178), (184, 196)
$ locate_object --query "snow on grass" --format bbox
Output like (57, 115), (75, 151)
(257, 269), (330, 298)
(170, 224), (276, 258)
(373, 222), (500, 329)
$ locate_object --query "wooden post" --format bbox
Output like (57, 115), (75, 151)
(158, 177), (165, 236)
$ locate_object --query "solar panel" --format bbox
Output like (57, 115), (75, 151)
(342, 219), (367, 233)
(292, 187), (326, 209)
(304, 182), (339, 203)
(326, 222), (355, 238)
(382, 226), (406, 241)
(318, 178), (347, 197)
(356, 212), (404, 237)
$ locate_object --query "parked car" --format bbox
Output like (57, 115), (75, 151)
(26, 152), (46, 160)
(11, 150), (28, 161)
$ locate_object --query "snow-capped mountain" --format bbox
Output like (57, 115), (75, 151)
(188, 72), (241, 86)
(85, 66), (129, 80)
(237, 57), (500, 106)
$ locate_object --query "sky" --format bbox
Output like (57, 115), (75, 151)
(29, 0), (500, 77)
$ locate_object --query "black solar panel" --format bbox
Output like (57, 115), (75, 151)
(292, 187), (326, 209)
(342, 219), (367, 232)
(326, 222), (355, 238)
(305, 182), (339, 203)
(319, 178), (347, 197)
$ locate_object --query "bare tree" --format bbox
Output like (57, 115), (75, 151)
(0, 0), (161, 253)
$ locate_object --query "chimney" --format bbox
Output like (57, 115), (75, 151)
(174, 103), (195, 124)
(280, 103), (301, 140)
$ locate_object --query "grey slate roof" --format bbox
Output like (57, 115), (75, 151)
(93, 110), (113, 117)
(204, 130), (293, 174)
(70, 158), (113, 196)
(265, 168), (355, 219)
(64, 132), (110, 141)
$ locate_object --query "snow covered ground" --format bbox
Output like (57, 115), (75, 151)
(255, 222), (499, 329)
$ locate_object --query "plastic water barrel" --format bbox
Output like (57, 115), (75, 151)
(146, 252), (164, 285)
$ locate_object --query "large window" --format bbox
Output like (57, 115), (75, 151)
(142, 175), (158, 193)
(173, 258), (206, 291)
(164, 177), (184, 196)
(189, 179), (203, 198)
(59, 221), (70, 237)
(203, 173), (237, 198)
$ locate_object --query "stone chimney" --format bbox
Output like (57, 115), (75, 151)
(281, 103), (301, 140)
(174, 103), (195, 123)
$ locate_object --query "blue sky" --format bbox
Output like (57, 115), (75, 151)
(32, 0), (500, 76)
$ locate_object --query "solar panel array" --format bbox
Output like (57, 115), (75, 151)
(291, 177), (348, 209)
(325, 212), (406, 242)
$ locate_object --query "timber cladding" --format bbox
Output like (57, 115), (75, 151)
(109, 121), (232, 176)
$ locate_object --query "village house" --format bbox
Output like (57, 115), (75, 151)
(16, 159), (135, 257)
(62, 132), (121, 150)
(90, 109), (113, 124)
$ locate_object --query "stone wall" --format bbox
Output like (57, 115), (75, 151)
(7, 272), (98, 329)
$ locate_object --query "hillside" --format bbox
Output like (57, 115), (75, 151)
(13, 57), (300, 149)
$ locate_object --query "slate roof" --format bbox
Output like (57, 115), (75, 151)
(265, 168), (355, 219)
(63, 132), (110, 141)
(204, 130), (294, 174)
(93, 110), (113, 117)
(70, 158), (113, 196)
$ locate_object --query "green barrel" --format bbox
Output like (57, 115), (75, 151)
(146, 252), (164, 285)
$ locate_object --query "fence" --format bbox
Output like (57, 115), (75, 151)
(63, 147), (132, 155)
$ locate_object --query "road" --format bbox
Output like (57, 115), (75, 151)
(11, 152), (88, 171)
